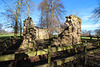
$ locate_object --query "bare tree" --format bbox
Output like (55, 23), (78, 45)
(14, 0), (23, 36)
(38, 0), (65, 38)
(38, 0), (65, 27)
(92, 2), (100, 22)
(87, 30), (92, 36)
(23, 0), (34, 17)
(60, 22), (66, 29)
(38, 1), (46, 28)
(0, 23), (3, 29)
(94, 29), (100, 36)
(2, 0), (34, 36)
(81, 30), (90, 36)
(2, 0), (23, 36)
(19, 18), (22, 36)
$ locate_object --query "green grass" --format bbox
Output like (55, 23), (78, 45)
(81, 37), (97, 39)
(81, 37), (90, 39)
(52, 35), (58, 38)
(0, 33), (22, 37)
(0, 33), (14, 36)
(0, 33), (22, 39)
(52, 35), (98, 40)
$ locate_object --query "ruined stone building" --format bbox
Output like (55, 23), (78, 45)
(19, 17), (36, 49)
(52, 15), (81, 46)
(20, 15), (81, 49)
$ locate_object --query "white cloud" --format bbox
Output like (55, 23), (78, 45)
(5, 28), (13, 32)
(81, 15), (91, 20)
(2, 25), (13, 32)
(81, 24), (100, 28)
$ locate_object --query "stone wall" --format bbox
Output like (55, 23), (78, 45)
(19, 17), (36, 49)
(65, 15), (81, 44)
(35, 27), (49, 40)
(52, 15), (81, 46)
(35, 27), (63, 40)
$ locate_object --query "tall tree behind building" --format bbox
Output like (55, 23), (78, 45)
(38, 0), (65, 29)
(2, 0), (34, 36)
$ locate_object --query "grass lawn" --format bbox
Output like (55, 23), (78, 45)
(52, 35), (58, 38)
(0, 33), (22, 39)
(81, 37), (97, 39)
(52, 35), (98, 40)
(81, 37), (90, 39)
(0, 33), (14, 36)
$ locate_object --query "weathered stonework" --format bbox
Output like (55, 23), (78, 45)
(20, 17), (36, 49)
(20, 15), (81, 49)
(52, 15), (81, 46)
(35, 28), (49, 40)
(35, 27), (63, 40)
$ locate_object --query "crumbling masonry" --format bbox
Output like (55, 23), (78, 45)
(19, 17), (36, 49)
(52, 15), (81, 46)
(20, 15), (81, 49)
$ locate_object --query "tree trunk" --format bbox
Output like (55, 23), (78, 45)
(20, 19), (22, 37)
(46, 0), (49, 28)
(25, 0), (30, 17)
(14, 0), (23, 37)
(50, 0), (53, 38)
(41, 9), (43, 29)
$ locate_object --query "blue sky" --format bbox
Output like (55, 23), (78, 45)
(0, 0), (100, 32)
